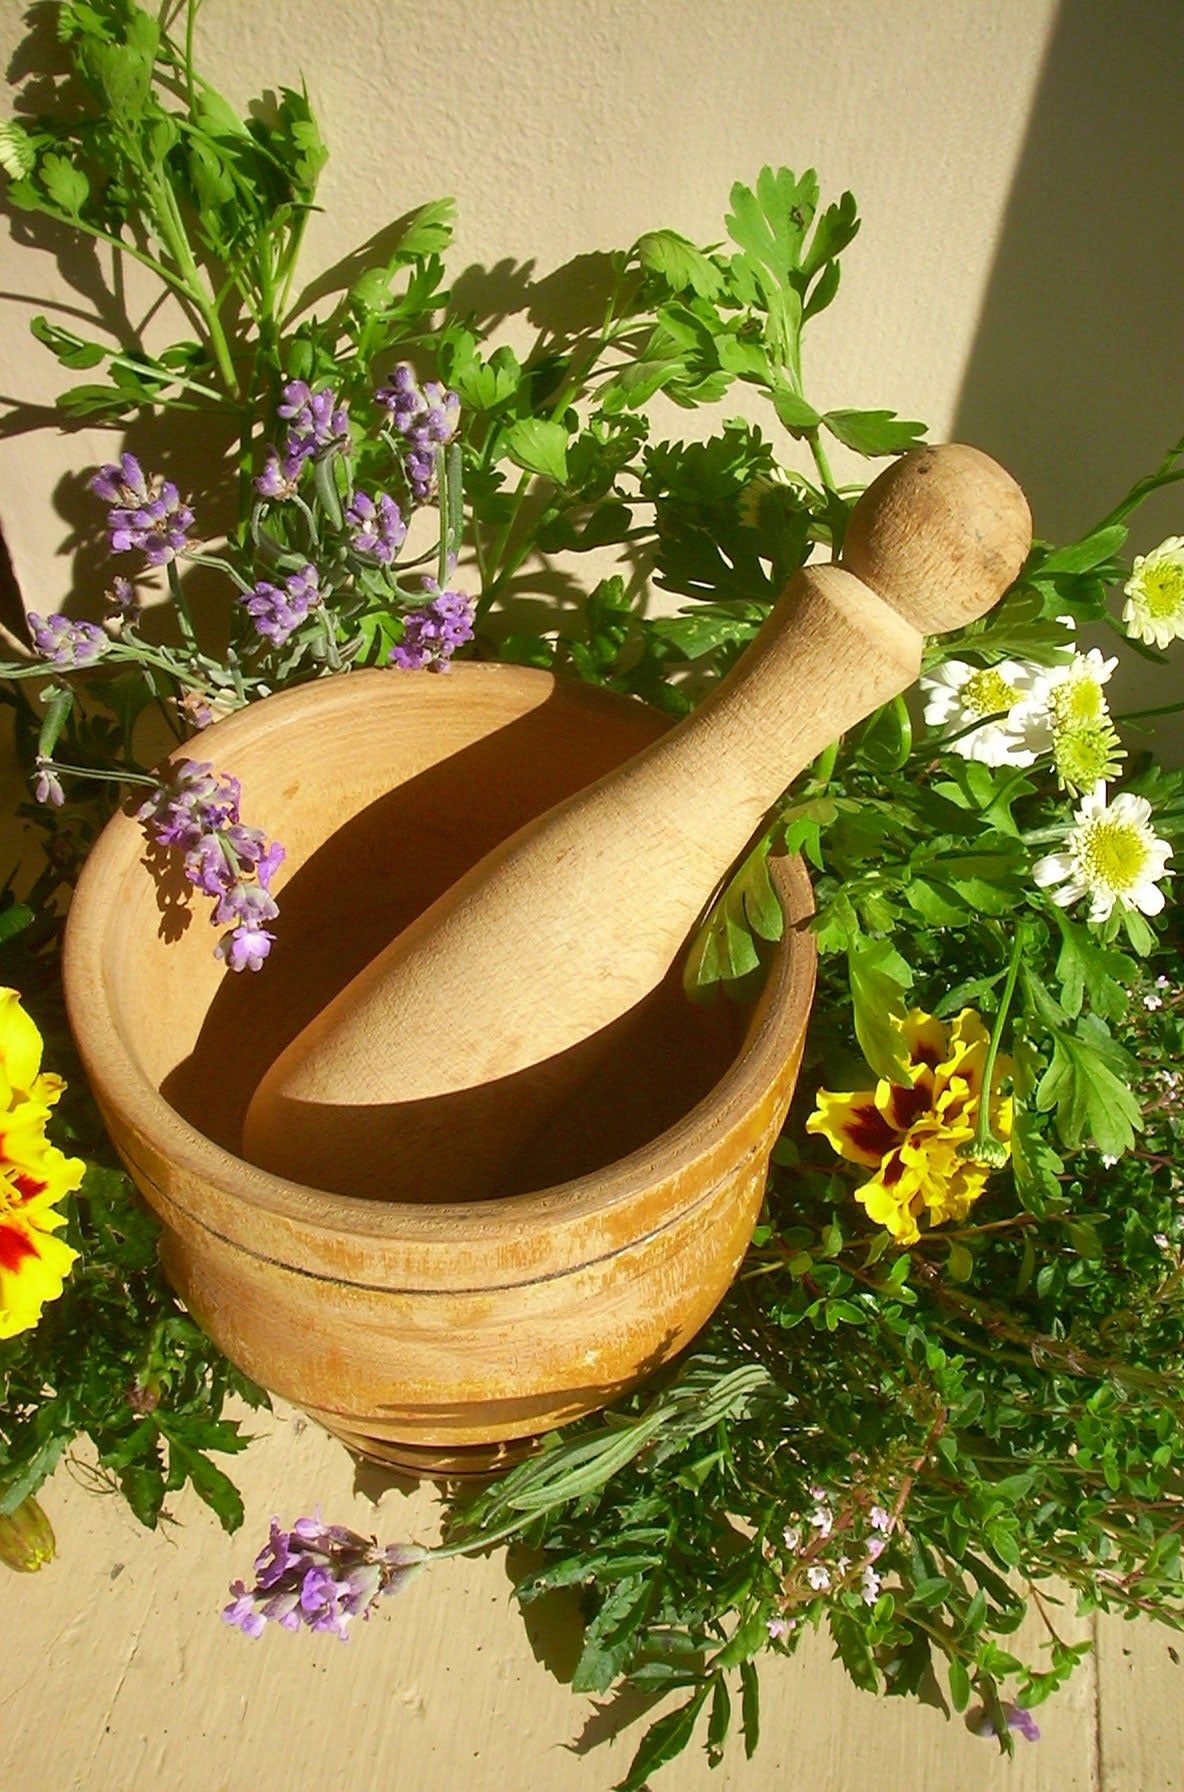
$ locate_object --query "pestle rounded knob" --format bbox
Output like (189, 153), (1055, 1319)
(244, 443), (1032, 1204)
(840, 441), (1032, 635)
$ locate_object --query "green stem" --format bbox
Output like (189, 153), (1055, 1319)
(145, 166), (240, 396)
(1115, 699), (1184, 723)
(44, 759), (157, 791)
(920, 708), (1012, 756)
(166, 561), (198, 647)
(964, 929), (1024, 1168)
(185, 551), (255, 596)
(183, 0), (198, 116)
(805, 427), (836, 492)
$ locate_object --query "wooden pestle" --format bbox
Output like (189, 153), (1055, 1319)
(244, 443), (1031, 1203)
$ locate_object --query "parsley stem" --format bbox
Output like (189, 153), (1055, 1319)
(965, 927), (1025, 1166)
(41, 759), (157, 790)
(805, 426), (836, 492)
(166, 560), (198, 648)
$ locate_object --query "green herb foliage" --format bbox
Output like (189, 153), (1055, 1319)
(4, 5), (1184, 1786)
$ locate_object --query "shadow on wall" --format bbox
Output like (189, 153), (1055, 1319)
(954, 0), (1184, 540)
(953, 0), (1184, 754)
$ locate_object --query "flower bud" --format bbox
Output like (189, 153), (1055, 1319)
(0, 1494), (56, 1572)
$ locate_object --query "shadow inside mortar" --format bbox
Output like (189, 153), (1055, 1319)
(161, 692), (748, 1197)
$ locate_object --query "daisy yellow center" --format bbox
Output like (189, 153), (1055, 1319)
(961, 668), (1018, 717)
(1053, 724), (1123, 794)
(1140, 560), (1184, 620)
(1050, 675), (1106, 730)
(1076, 816), (1152, 894)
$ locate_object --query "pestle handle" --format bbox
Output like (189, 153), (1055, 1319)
(244, 444), (1032, 1203)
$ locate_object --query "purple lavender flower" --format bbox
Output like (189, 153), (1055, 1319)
(223, 1511), (425, 1641)
(253, 448), (306, 501)
(27, 612), (108, 670)
(252, 383), (349, 500)
(177, 689), (220, 731)
(32, 759), (65, 807)
(89, 452), (147, 506)
(375, 363), (460, 502)
(138, 759), (285, 972)
(976, 1703), (1041, 1743)
(276, 380), (350, 462)
(105, 575), (141, 621)
(241, 564), (322, 647)
(215, 923), (276, 973)
(390, 579), (474, 672)
(345, 489), (407, 564)
(90, 454), (194, 566)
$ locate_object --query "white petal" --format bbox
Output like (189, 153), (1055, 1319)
(1052, 883), (1086, 907)
(1110, 792), (1152, 826)
(1081, 649), (1118, 683)
(1033, 852), (1072, 887)
(1133, 882), (1167, 916)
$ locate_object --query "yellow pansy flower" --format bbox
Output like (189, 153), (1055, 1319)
(0, 988), (84, 1339)
(806, 1009), (1013, 1246)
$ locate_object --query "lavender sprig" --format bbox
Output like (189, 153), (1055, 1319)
(138, 759), (285, 971)
(223, 1511), (426, 1640)
(390, 579), (474, 672)
(241, 564), (323, 647)
(26, 613), (108, 669)
(345, 489), (407, 564)
(90, 453), (194, 565)
(376, 363), (460, 502)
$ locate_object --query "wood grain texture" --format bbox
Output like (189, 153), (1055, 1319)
(63, 668), (815, 1461)
(1095, 1606), (1184, 1790)
(244, 444), (1031, 1204)
(0, 1402), (1126, 1792)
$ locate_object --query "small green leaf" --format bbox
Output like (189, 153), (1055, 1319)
(948, 1657), (971, 1711)
(714, 1611), (768, 1670)
(823, 409), (927, 457)
(30, 316), (105, 369)
(740, 1659), (761, 1757)
(772, 388), (822, 434)
(0, 903), (34, 948)
(636, 229), (723, 299)
(1034, 1018), (1142, 1157)
(648, 611), (757, 661)
(706, 1675), (731, 1765)
(1037, 524), (1128, 576)
(393, 196), (456, 257)
(848, 935), (914, 1080)
(946, 1240), (974, 1284)
(39, 153), (90, 216)
(164, 1440), (244, 1533)
(617, 1686), (709, 1792)
(504, 417), (570, 485)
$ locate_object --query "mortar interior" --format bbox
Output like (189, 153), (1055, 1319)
(111, 669), (754, 1200)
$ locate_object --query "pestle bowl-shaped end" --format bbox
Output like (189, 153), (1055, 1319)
(841, 442), (1032, 637)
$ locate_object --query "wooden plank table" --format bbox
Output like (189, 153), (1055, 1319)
(6, 1394), (1171, 1792)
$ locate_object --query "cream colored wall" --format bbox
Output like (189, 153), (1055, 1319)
(0, 1), (1182, 661)
(0, 0), (1061, 598)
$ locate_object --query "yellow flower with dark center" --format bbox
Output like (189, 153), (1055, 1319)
(806, 1009), (1013, 1246)
(0, 988), (84, 1339)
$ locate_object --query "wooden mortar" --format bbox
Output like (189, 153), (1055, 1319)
(63, 665), (816, 1471)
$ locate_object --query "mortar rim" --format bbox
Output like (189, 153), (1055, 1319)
(63, 664), (817, 1255)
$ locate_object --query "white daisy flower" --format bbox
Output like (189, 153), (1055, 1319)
(920, 659), (1043, 766)
(1020, 647), (1125, 794)
(1123, 536), (1184, 648)
(1032, 782), (1173, 923)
